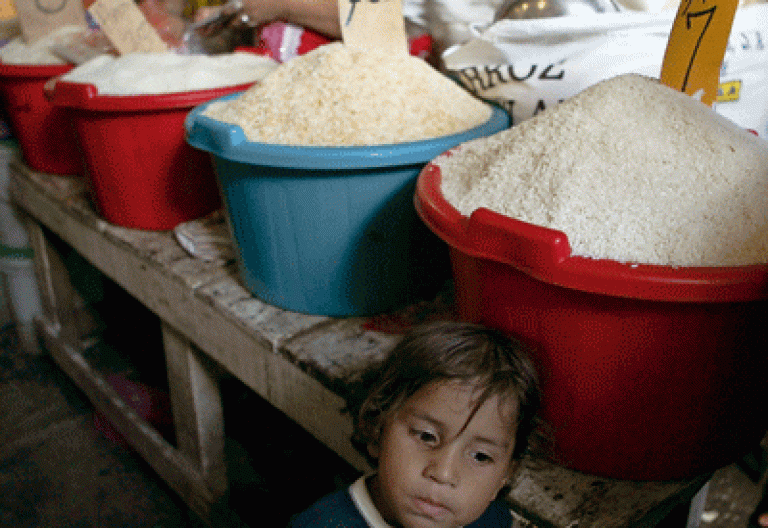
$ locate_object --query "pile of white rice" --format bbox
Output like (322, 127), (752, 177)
(439, 74), (768, 267)
(202, 42), (493, 146)
(59, 52), (278, 95)
(0, 26), (84, 65)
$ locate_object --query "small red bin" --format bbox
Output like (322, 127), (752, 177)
(0, 63), (81, 175)
(415, 156), (768, 481)
(49, 81), (253, 230)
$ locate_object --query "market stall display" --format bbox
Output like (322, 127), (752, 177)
(3, 0), (767, 522)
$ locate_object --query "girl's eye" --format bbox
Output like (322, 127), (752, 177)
(472, 451), (494, 464)
(410, 428), (438, 445)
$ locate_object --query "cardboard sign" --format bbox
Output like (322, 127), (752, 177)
(13, 0), (87, 43)
(660, 0), (739, 105)
(338, 0), (408, 56)
(88, 0), (168, 54)
(0, 0), (16, 20)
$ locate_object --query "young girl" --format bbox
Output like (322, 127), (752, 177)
(289, 320), (542, 528)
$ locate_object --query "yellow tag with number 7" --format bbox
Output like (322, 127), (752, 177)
(659, 0), (738, 106)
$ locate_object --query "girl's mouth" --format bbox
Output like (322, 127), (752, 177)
(413, 496), (452, 520)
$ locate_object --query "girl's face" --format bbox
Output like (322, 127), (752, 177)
(368, 380), (519, 528)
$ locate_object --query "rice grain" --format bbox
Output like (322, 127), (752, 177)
(202, 42), (493, 146)
(438, 74), (768, 267)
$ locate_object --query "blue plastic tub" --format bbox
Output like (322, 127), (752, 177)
(185, 92), (510, 316)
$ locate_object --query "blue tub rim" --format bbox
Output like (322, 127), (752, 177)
(184, 91), (510, 170)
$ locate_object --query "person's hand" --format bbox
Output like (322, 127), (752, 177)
(193, 0), (278, 37)
(139, 0), (186, 48)
(193, 0), (340, 39)
(230, 0), (283, 26)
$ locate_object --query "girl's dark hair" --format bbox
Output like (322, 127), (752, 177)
(348, 320), (542, 464)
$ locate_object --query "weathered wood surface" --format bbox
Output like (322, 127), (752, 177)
(9, 161), (710, 528)
(162, 322), (227, 498)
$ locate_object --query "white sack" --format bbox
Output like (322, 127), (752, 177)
(442, 5), (768, 137)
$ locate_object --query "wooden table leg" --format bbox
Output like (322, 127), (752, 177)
(23, 218), (100, 347)
(685, 480), (710, 528)
(162, 322), (227, 499)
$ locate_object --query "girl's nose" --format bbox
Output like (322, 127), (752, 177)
(424, 447), (460, 487)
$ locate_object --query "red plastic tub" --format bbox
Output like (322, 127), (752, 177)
(49, 81), (252, 230)
(415, 157), (768, 481)
(0, 63), (81, 175)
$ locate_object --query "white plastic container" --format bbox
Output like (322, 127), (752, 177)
(0, 199), (30, 248)
(0, 140), (29, 248)
(0, 140), (16, 200)
(0, 268), (11, 327)
(0, 253), (42, 353)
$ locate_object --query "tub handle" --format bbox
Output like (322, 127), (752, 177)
(466, 207), (572, 272)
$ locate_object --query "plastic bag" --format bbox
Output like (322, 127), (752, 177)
(404, 0), (508, 56)
(49, 0), (195, 62)
(442, 5), (768, 137)
(48, 27), (116, 64)
(247, 21), (433, 64)
(715, 10), (768, 137)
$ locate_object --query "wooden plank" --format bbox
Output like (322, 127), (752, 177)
(282, 318), (401, 392)
(508, 458), (710, 528)
(261, 343), (371, 471)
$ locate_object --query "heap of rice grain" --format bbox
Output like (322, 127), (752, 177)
(202, 42), (493, 146)
(438, 74), (768, 267)
(59, 52), (277, 95)
(0, 26), (84, 65)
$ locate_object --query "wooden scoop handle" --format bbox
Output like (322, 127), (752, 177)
(338, 0), (408, 56)
(88, 0), (168, 54)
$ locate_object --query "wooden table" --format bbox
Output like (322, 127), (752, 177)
(9, 160), (711, 527)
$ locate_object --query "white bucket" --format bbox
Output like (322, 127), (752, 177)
(0, 139), (17, 202)
(0, 140), (29, 248)
(0, 253), (43, 354)
(0, 198), (30, 248)
(0, 271), (11, 327)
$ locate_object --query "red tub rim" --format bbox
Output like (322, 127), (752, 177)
(0, 62), (74, 78)
(414, 154), (768, 303)
(49, 80), (255, 112)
